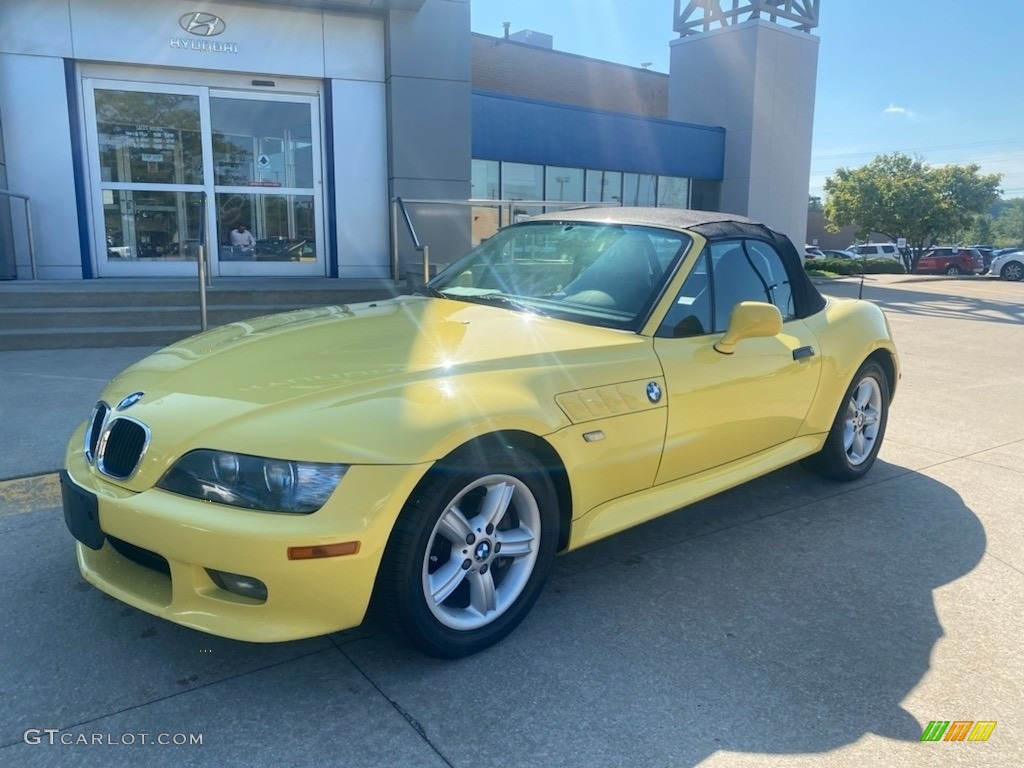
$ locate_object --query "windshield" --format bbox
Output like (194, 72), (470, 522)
(427, 221), (692, 331)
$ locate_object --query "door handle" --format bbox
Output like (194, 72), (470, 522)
(792, 346), (815, 361)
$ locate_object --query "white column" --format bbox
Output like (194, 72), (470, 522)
(669, 20), (819, 248)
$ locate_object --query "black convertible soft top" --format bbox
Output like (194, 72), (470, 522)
(530, 207), (827, 319)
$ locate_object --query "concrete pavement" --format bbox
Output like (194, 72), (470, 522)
(1, 274), (1022, 767)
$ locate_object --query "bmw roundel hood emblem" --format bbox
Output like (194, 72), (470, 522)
(646, 382), (662, 403)
(117, 391), (145, 410)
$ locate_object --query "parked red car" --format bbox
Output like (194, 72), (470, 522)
(914, 247), (983, 276)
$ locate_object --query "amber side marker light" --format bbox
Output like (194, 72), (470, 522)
(288, 541), (361, 560)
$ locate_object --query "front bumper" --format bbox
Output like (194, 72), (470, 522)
(64, 426), (431, 642)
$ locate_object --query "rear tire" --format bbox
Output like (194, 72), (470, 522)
(945, 265), (962, 276)
(1001, 262), (1023, 281)
(802, 360), (890, 481)
(376, 446), (558, 658)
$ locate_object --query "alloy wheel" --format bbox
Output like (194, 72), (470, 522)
(843, 376), (882, 466)
(421, 474), (540, 631)
(1002, 262), (1023, 281)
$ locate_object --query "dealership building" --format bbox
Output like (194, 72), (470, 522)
(0, 0), (819, 282)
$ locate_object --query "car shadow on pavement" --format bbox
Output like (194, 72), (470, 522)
(0, 462), (985, 768)
(338, 462), (986, 767)
(821, 279), (1024, 326)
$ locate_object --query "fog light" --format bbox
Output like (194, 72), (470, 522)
(206, 569), (268, 602)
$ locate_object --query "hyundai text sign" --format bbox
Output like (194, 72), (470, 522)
(171, 12), (238, 54)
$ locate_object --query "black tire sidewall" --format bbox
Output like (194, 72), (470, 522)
(820, 360), (890, 480)
(387, 448), (559, 658)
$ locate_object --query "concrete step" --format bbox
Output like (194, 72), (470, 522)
(0, 286), (396, 309)
(0, 278), (407, 350)
(0, 325), (204, 351)
(0, 304), (321, 330)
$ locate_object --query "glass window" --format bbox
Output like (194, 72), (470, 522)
(103, 190), (205, 262)
(657, 176), (690, 209)
(690, 179), (721, 211)
(544, 166), (584, 203)
(217, 193), (316, 263)
(622, 173), (657, 206)
(585, 170), (622, 203)
(95, 90), (203, 185)
(501, 162), (543, 201)
(211, 98), (314, 188)
(657, 249), (711, 338)
(471, 159), (500, 201)
(432, 222), (690, 332)
(709, 240), (794, 332)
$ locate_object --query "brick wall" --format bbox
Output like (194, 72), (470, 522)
(806, 211), (890, 249)
(471, 33), (668, 118)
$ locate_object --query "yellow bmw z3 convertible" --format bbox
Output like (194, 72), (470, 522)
(62, 208), (898, 658)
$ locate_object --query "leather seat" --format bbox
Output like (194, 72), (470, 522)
(712, 247), (772, 330)
(564, 233), (657, 314)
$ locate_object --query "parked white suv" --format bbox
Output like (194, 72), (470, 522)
(849, 243), (901, 260)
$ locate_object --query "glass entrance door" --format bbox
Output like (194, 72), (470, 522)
(84, 79), (324, 277)
(210, 92), (322, 276)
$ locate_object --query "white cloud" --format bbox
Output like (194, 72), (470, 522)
(884, 103), (916, 117)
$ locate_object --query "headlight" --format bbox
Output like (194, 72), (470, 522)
(157, 450), (347, 514)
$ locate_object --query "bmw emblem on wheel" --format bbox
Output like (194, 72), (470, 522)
(117, 391), (145, 411)
(646, 382), (662, 403)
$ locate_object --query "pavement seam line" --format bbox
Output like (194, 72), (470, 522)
(551, 458), (956, 583)
(961, 456), (1024, 476)
(329, 635), (456, 768)
(0, 646), (334, 750)
(985, 552), (1024, 580)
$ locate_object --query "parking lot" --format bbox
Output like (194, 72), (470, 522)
(1, 274), (1021, 767)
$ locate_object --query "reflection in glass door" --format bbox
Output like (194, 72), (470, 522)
(89, 86), (206, 275)
(210, 93), (322, 275)
(84, 80), (324, 277)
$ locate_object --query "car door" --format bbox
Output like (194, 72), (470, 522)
(917, 251), (938, 271)
(652, 239), (823, 484)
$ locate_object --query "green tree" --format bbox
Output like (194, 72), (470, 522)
(992, 198), (1024, 248)
(823, 153), (1002, 262)
(964, 214), (993, 246)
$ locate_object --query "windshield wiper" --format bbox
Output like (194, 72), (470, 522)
(458, 293), (545, 316)
(414, 284), (447, 299)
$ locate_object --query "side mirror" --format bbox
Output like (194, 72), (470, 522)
(714, 301), (783, 355)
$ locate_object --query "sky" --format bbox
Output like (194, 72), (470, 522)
(470, 0), (1024, 200)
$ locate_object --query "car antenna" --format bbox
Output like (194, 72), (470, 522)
(858, 249), (866, 300)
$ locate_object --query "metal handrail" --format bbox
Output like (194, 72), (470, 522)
(197, 195), (211, 330)
(391, 197), (430, 285)
(0, 189), (38, 280)
(389, 197), (620, 285)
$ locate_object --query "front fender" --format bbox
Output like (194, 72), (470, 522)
(799, 297), (900, 436)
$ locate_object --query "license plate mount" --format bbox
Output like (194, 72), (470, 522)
(60, 470), (104, 550)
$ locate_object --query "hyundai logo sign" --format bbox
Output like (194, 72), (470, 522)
(179, 12), (226, 37)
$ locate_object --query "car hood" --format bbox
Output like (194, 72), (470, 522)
(91, 296), (659, 487)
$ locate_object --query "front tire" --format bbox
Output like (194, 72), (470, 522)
(1001, 261), (1023, 281)
(376, 446), (558, 658)
(802, 360), (890, 481)
(945, 265), (962, 276)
